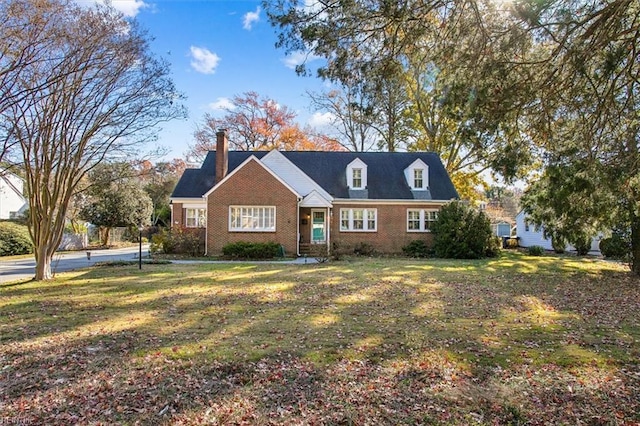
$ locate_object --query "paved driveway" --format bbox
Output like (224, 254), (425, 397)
(0, 245), (149, 284)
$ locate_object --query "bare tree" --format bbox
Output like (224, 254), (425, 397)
(0, 0), (186, 280)
(307, 84), (377, 152)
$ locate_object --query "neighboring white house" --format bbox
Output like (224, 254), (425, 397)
(0, 173), (27, 219)
(515, 210), (601, 253)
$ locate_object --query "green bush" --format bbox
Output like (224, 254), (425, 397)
(330, 241), (349, 261)
(600, 232), (630, 260)
(0, 221), (33, 256)
(150, 227), (204, 257)
(402, 240), (430, 258)
(353, 242), (375, 256)
(527, 245), (545, 256)
(485, 236), (502, 258)
(222, 241), (281, 259)
(572, 236), (591, 256)
(431, 201), (494, 259)
(506, 238), (519, 249)
(551, 235), (566, 254)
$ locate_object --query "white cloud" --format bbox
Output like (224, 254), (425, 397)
(243, 6), (261, 30)
(111, 0), (147, 17)
(189, 46), (220, 75)
(282, 50), (322, 70)
(208, 97), (235, 111)
(79, 0), (148, 17)
(308, 111), (335, 128)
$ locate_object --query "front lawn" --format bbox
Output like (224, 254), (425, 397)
(1, 253), (639, 425)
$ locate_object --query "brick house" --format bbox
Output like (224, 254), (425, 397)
(170, 130), (459, 256)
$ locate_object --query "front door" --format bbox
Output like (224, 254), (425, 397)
(311, 210), (326, 243)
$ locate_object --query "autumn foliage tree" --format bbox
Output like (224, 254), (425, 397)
(0, 0), (185, 280)
(187, 91), (341, 161)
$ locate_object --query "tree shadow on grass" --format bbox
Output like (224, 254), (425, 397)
(1, 256), (639, 424)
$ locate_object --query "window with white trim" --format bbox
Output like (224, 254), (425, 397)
(346, 158), (368, 189)
(352, 168), (362, 189)
(404, 159), (429, 190)
(340, 208), (377, 232)
(229, 206), (276, 231)
(414, 169), (424, 189)
(407, 209), (438, 232)
(186, 208), (207, 227)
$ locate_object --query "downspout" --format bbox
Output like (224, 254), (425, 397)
(327, 206), (331, 255)
(203, 195), (208, 256)
(296, 197), (302, 256)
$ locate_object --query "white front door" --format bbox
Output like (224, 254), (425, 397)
(311, 210), (326, 243)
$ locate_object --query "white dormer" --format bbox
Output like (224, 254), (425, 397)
(346, 158), (368, 190)
(404, 159), (429, 190)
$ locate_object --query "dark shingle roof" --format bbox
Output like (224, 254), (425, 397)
(281, 151), (458, 200)
(171, 151), (458, 200)
(170, 151), (266, 198)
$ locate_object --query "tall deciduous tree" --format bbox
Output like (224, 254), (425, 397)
(307, 85), (378, 152)
(266, 0), (537, 186)
(0, 0), (186, 280)
(188, 91), (341, 162)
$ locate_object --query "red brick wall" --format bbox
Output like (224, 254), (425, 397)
(207, 159), (299, 255)
(171, 203), (184, 228)
(330, 203), (444, 253)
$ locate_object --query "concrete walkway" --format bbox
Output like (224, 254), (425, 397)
(171, 256), (319, 265)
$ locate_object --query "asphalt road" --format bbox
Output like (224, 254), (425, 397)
(0, 245), (150, 284)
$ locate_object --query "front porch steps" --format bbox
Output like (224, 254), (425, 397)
(299, 243), (328, 256)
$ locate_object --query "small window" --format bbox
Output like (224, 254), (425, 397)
(352, 168), (362, 189)
(346, 158), (367, 189)
(405, 159), (429, 190)
(186, 208), (206, 227)
(340, 208), (377, 232)
(408, 210), (421, 230)
(407, 209), (438, 232)
(414, 169), (423, 189)
(340, 209), (350, 230)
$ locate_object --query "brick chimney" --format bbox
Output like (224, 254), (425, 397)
(215, 129), (228, 182)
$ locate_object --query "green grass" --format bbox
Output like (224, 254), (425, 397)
(1, 252), (639, 425)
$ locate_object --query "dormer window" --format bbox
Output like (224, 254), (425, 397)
(346, 158), (368, 190)
(352, 168), (362, 188)
(405, 159), (429, 190)
(414, 169), (423, 189)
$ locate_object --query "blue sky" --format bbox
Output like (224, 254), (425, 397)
(94, 0), (329, 161)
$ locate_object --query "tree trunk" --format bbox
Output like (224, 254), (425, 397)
(34, 244), (53, 281)
(631, 217), (640, 275)
(101, 227), (111, 246)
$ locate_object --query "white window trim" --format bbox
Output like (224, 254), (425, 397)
(413, 169), (424, 189)
(339, 208), (377, 232)
(352, 168), (363, 189)
(229, 206), (276, 232)
(404, 159), (429, 190)
(185, 208), (207, 228)
(406, 209), (438, 232)
(346, 158), (368, 190)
